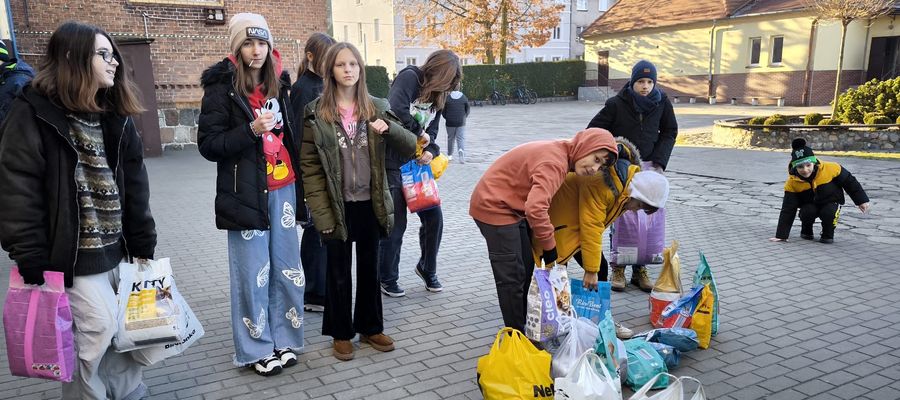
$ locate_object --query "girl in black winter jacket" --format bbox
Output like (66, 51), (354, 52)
(0, 22), (156, 399)
(290, 32), (335, 313)
(378, 50), (462, 297)
(197, 13), (304, 377)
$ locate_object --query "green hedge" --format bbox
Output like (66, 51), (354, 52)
(366, 66), (390, 98)
(460, 60), (585, 100)
(834, 77), (900, 123)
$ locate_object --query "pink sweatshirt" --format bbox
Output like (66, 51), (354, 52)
(469, 128), (618, 250)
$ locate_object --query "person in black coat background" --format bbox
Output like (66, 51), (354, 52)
(443, 89), (469, 163)
(587, 59), (678, 292)
(290, 32), (335, 313)
(0, 40), (34, 124)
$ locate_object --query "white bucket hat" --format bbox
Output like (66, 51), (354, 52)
(628, 171), (670, 209)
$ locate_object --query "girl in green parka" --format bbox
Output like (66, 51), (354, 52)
(300, 42), (417, 362)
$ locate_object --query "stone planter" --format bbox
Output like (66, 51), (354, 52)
(712, 116), (900, 150)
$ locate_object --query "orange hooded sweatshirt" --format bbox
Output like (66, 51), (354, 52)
(469, 128), (618, 251)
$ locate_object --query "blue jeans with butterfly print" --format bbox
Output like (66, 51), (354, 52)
(227, 184), (305, 366)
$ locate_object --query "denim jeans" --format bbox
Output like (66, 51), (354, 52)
(378, 186), (443, 285)
(322, 201), (383, 340)
(227, 184), (304, 365)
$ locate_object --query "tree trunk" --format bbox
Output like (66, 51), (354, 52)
(484, 27), (495, 64)
(832, 19), (849, 117)
(500, 0), (508, 64)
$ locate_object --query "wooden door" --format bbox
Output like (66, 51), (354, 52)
(115, 38), (162, 157)
(597, 50), (609, 86)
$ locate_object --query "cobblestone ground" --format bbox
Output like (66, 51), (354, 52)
(1, 101), (898, 400)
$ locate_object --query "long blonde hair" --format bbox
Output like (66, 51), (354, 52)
(316, 42), (376, 124)
(417, 49), (462, 111)
(233, 40), (280, 98)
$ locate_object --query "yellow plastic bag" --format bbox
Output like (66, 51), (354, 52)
(431, 153), (449, 179)
(691, 284), (714, 349)
(477, 328), (554, 399)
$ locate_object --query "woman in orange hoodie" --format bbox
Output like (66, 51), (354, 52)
(469, 128), (618, 332)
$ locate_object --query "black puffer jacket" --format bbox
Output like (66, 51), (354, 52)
(587, 85), (678, 169)
(198, 58), (303, 230)
(386, 66), (442, 187)
(0, 86), (157, 287)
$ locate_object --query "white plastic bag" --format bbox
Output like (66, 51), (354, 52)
(554, 350), (622, 400)
(551, 316), (599, 378)
(113, 258), (193, 353)
(628, 373), (707, 400)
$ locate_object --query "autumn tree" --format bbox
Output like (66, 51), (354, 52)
(806, 0), (894, 115)
(397, 0), (563, 64)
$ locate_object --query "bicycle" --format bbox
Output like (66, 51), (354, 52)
(487, 78), (507, 106)
(512, 84), (536, 104)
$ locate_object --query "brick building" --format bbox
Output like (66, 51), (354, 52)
(580, 0), (900, 106)
(8, 0), (328, 154)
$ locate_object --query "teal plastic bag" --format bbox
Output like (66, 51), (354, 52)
(624, 339), (668, 390)
(693, 251), (719, 336)
(593, 310), (620, 379)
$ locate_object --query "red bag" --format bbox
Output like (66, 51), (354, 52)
(649, 241), (682, 328)
(401, 160), (441, 213)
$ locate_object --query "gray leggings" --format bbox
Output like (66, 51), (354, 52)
(446, 126), (465, 156)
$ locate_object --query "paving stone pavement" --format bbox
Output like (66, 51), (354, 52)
(1, 101), (898, 400)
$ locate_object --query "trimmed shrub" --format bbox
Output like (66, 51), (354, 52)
(817, 118), (841, 126)
(834, 77), (900, 123)
(747, 116), (767, 125)
(461, 60), (585, 100)
(365, 66), (390, 98)
(803, 113), (824, 126)
(863, 112), (891, 125)
(763, 114), (787, 132)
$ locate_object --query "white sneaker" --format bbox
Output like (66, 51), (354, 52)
(615, 322), (634, 339)
(448, 155), (453, 161)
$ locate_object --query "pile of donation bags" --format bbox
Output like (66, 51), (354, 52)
(477, 242), (719, 399)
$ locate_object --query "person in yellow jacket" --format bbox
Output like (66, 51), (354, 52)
(533, 139), (670, 337)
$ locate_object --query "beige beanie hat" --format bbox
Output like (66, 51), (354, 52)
(228, 13), (274, 55)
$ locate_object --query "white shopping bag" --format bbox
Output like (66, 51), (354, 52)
(113, 258), (202, 356)
(554, 349), (622, 400)
(628, 373), (707, 400)
(550, 316), (599, 378)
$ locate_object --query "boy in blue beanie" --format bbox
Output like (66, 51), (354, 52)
(587, 59), (678, 292)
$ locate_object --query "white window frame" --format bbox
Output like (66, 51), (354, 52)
(374, 19), (380, 41)
(749, 37), (762, 66)
(552, 26), (561, 40)
(552, 56), (561, 62)
(534, 56), (544, 62)
(406, 57), (417, 66)
(343, 25), (349, 42)
(577, 0), (587, 11)
(506, 57), (515, 64)
(771, 36), (784, 65)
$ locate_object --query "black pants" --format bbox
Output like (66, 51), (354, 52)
(572, 252), (610, 282)
(378, 186), (444, 284)
(323, 201), (383, 340)
(799, 202), (840, 240)
(475, 219), (534, 333)
(300, 225), (326, 305)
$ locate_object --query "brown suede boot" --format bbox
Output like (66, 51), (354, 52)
(333, 340), (354, 361)
(631, 266), (653, 293)
(360, 333), (395, 352)
(611, 266), (626, 292)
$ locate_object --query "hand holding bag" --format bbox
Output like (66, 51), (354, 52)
(554, 350), (622, 400)
(3, 267), (75, 382)
(570, 279), (611, 325)
(477, 328), (554, 399)
(401, 160), (441, 213)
